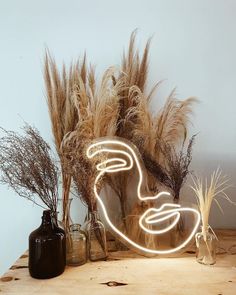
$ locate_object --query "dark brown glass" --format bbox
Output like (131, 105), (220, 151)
(29, 210), (66, 279)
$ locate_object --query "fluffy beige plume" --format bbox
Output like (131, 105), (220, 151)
(117, 32), (197, 161)
(116, 30), (153, 137)
(154, 91), (197, 147)
(125, 86), (156, 155)
(72, 66), (123, 140)
(93, 67), (124, 137)
(44, 51), (80, 152)
(121, 29), (151, 93)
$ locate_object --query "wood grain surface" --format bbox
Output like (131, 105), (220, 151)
(1, 229), (236, 295)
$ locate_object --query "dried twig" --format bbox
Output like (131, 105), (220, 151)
(0, 124), (59, 212)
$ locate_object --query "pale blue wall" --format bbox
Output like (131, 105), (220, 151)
(0, 0), (236, 275)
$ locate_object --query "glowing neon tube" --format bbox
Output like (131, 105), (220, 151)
(86, 139), (200, 255)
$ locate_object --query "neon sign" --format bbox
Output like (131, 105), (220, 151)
(86, 138), (200, 255)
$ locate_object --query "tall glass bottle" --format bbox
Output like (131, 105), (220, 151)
(29, 210), (66, 279)
(57, 198), (73, 234)
(195, 226), (217, 265)
(86, 211), (108, 261)
(57, 198), (74, 264)
(67, 224), (87, 266)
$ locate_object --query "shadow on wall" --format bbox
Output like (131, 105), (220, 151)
(182, 152), (236, 229)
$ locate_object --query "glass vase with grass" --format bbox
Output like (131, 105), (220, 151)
(190, 168), (232, 266)
(195, 225), (217, 265)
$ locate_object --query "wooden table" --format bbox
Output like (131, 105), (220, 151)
(1, 230), (236, 295)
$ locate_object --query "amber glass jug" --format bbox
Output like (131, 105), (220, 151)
(29, 210), (66, 279)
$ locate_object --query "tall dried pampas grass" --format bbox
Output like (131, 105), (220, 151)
(61, 67), (124, 212)
(44, 51), (88, 225)
(105, 31), (198, 235)
(113, 32), (198, 197)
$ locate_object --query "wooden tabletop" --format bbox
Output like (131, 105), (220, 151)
(1, 230), (236, 295)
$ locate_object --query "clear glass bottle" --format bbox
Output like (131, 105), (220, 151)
(86, 211), (108, 261)
(195, 226), (217, 265)
(57, 198), (73, 234)
(57, 198), (74, 263)
(66, 224), (87, 266)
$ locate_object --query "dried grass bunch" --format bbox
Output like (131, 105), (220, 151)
(114, 30), (153, 138)
(130, 89), (197, 159)
(190, 168), (232, 239)
(60, 66), (124, 212)
(0, 124), (59, 212)
(44, 52), (85, 222)
(105, 33), (153, 227)
(72, 66), (123, 139)
(61, 136), (103, 212)
(104, 31), (197, 235)
(45, 47), (124, 218)
(44, 31), (198, 238)
(112, 31), (196, 152)
(58, 65), (124, 250)
(143, 135), (196, 200)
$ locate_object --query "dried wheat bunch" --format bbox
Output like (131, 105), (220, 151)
(0, 124), (59, 212)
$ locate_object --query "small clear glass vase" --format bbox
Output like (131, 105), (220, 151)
(195, 226), (217, 265)
(66, 224), (87, 266)
(86, 211), (108, 261)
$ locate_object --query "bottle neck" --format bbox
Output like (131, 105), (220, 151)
(89, 211), (100, 222)
(41, 210), (54, 227)
(70, 224), (81, 232)
(50, 211), (59, 226)
(201, 225), (210, 233)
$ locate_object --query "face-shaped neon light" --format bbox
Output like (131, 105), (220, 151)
(86, 138), (200, 255)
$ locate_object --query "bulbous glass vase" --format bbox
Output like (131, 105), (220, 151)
(66, 224), (87, 266)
